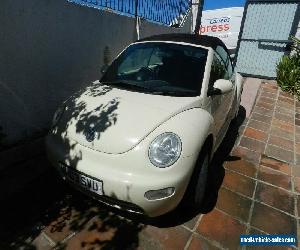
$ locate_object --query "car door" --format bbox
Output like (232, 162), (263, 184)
(208, 46), (234, 146)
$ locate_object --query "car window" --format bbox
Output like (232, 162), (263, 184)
(118, 47), (154, 74)
(215, 46), (233, 79)
(101, 42), (208, 97)
(209, 53), (227, 89)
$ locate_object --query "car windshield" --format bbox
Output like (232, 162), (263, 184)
(100, 42), (208, 97)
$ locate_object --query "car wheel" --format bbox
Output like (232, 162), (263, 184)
(194, 150), (209, 206)
(183, 146), (210, 209)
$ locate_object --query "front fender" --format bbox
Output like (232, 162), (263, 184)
(143, 108), (215, 158)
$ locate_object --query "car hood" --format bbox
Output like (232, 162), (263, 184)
(59, 82), (202, 154)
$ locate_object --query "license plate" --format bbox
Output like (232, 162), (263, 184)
(59, 163), (103, 196)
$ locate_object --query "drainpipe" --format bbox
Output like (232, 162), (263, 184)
(194, 0), (204, 35)
(135, 0), (140, 40)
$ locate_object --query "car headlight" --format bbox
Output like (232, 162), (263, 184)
(52, 105), (65, 127)
(148, 132), (182, 168)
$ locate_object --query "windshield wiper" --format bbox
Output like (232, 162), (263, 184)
(151, 90), (197, 97)
(101, 81), (197, 97)
(101, 80), (153, 92)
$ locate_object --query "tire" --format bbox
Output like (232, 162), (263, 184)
(194, 152), (209, 205)
(183, 146), (210, 209)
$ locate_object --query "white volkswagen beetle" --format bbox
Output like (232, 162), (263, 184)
(46, 34), (243, 217)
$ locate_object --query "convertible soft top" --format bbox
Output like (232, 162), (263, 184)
(137, 33), (228, 51)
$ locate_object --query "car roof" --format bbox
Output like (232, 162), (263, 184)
(137, 33), (228, 51)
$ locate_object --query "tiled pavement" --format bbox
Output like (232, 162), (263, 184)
(3, 81), (300, 250)
(237, 81), (300, 166)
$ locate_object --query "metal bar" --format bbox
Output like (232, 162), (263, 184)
(240, 38), (293, 43)
(194, 0), (204, 34)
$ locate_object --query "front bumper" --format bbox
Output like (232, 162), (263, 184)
(46, 134), (198, 217)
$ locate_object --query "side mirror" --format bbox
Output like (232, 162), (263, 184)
(101, 64), (109, 75)
(208, 79), (233, 96)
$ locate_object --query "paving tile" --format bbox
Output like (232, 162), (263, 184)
(216, 188), (252, 222)
(251, 112), (273, 124)
(268, 135), (294, 152)
(42, 207), (78, 243)
(260, 91), (277, 99)
(255, 182), (294, 215)
(277, 101), (294, 110)
(240, 137), (266, 154)
(279, 91), (293, 99)
(270, 126), (294, 141)
(247, 119), (271, 133)
(296, 126), (300, 135)
(264, 81), (277, 86)
(274, 112), (294, 122)
(272, 118), (294, 133)
(253, 103), (275, 115)
(138, 225), (191, 250)
(231, 147), (261, 165)
(247, 227), (265, 235)
(296, 133), (300, 143)
(261, 85), (278, 92)
(294, 177), (300, 193)
(223, 170), (255, 197)
(183, 215), (200, 231)
(296, 143), (300, 155)
(296, 154), (300, 165)
(278, 95), (295, 105)
(197, 209), (246, 249)
(224, 158), (258, 178)
(31, 233), (54, 250)
(65, 215), (143, 250)
(257, 96), (276, 104)
(275, 106), (294, 116)
(251, 202), (296, 235)
(255, 101), (275, 111)
(257, 165), (291, 190)
(260, 155), (291, 175)
(265, 145), (294, 164)
(292, 167), (300, 178)
(187, 234), (221, 250)
(243, 127), (268, 142)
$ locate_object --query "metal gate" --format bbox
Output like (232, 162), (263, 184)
(235, 0), (300, 79)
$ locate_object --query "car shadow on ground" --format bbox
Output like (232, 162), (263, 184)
(0, 166), (146, 249)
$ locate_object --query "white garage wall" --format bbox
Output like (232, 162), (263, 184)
(0, 0), (191, 149)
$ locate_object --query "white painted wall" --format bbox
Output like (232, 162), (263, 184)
(0, 0), (190, 149)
